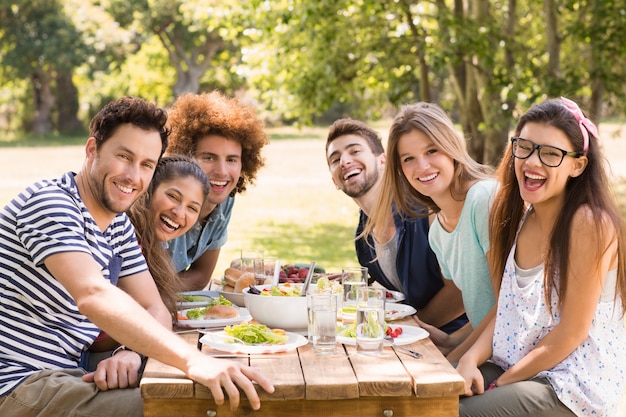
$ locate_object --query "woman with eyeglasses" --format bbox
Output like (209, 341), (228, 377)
(457, 98), (626, 416)
(362, 102), (498, 360)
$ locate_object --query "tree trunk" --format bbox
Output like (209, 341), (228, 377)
(587, 2), (604, 124)
(543, 0), (565, 96)
(543, 0), (560, 78)
(172, 66), (202, 97)
(31, 70), (55, 135)
(467, 0), (516, 165)
(157, 28), (224, 98)
(400, 0), (431, 102)
(55, 71), (84, 135)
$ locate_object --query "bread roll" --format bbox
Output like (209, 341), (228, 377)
(234, 272), (255, 293)
(223, 267), (243, 287)
(203, 304), (239, 319)
(222, 284), (235, 293)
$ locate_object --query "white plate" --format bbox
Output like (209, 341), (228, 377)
(342, 302), (417, 321)
(337, 325), (429, 346)
(178, 307), (251, 329)
(199, 331), (308, 354)
(384, 303), (417, 321)
(386, 290), (405, 302)
(217, 290), (246, 307)
(177, 290), (220, 309)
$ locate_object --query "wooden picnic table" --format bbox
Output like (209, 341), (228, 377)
(140, 316), (465, 416)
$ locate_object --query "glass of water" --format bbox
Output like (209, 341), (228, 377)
(240, 249), (264, 285)
(340, 266), (368, 317)
(355, 286), (385, 356)
(306, 291), (338, 355)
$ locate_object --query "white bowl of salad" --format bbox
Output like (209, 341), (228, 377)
(242, 278), (342, 331)
(242, 283), (309, 331)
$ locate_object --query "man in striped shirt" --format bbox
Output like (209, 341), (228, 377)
(0, 97), (273, 417)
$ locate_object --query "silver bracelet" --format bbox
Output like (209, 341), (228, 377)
(111, 345), (129, 357)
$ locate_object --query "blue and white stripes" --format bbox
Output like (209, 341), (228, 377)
(0, 172), (147, 396)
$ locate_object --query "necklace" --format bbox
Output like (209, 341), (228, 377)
(437, 209), (460, 232)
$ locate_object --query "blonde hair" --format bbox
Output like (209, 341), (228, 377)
(363, 102), (493, 240)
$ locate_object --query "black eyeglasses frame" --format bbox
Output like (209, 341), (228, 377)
(510, 137), (580, 168)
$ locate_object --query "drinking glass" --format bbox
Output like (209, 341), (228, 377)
(341, 266), (368, 317)
(240, 249), (264, 285)
(306, 291), (338, 355)
(261, 257), (278, 285)
(355, 286), (385, 355)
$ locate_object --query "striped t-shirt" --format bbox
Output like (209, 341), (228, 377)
(0, 172), (147, 396)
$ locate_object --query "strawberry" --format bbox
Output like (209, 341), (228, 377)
(298, 267), (309, 279)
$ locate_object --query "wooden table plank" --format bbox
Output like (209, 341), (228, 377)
(298, 343), (359, 400)
(246, 348), (306, 401)
(344, 343), (414, 397)
(399, 339), (466, 397)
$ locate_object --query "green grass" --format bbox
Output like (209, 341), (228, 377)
(0, 133), (87, 147)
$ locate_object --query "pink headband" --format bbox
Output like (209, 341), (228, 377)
(560, 97), (598, 156)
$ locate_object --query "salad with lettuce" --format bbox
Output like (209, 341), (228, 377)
(338, 319), (391, 339)
(313, 276), (342, 294)
(255, 277), (342, 297)
(224, 323), (289, 345)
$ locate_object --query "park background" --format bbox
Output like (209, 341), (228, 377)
(1, 1), (626, 274)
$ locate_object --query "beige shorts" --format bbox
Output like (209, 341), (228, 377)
(0, 368), (143, 417)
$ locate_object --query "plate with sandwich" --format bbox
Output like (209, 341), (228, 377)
(177, 304), (252, 329)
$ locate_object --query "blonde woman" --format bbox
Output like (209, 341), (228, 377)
(363, 102), (497, 359)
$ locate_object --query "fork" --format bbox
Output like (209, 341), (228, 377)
(384, 335), (422, 359)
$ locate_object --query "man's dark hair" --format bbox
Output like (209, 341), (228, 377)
(325, 118), (384, 156)
(89, 96), (170, 156)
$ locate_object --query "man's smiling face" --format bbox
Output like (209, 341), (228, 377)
(85, 124), (161, 215)
(194, 134), (242, 206)
(327, 134), (384, 198)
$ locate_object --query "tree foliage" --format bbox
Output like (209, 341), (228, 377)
(0, 0), (625, 161)
(0, 0), (87, 134)
(103, 0), (253, 98)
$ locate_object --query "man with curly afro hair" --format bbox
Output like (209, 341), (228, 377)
(165, 91), (269, 290)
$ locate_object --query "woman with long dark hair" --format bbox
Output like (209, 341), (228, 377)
(458, 98), (626, 416)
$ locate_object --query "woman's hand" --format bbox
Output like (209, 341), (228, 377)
(456, 359), (485, 396)
(412, 315), (452, 353)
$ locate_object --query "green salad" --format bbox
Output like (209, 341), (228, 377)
(224, 323), (289, 345)
(314, 277), (342, 294)
(338, 319), (389, 338)
(181, 294), (214, 302)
